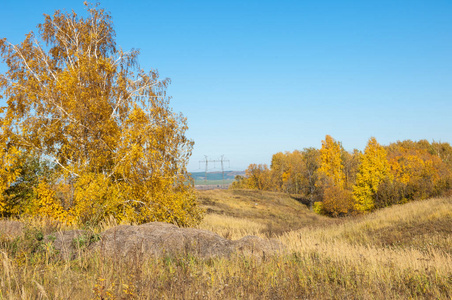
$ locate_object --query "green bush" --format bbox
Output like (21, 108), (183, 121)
(313, 202), (324, 215)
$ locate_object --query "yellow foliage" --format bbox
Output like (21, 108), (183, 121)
(270, 152), (287, 190)
(390, 154), (431, 184)
(386, 141), (446, 200)
(0, 116), (21, 216)
(243, 164), (274, 190)
(0, 4), (201, 226)
(313, 202), (324, 215)
(28, 181), (74, 224)
(353, 137), (392, 212)
(318, 135), (345, 188)
(342, 149), (360, 189)
(72, 172), (124, 224)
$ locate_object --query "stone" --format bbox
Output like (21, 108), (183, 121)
(0, 220), (25, 241)
(91, 222), (284, 259)
(44, 230), (89, 260)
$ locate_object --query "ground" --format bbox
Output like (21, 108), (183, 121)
(0, 189), (451, 299)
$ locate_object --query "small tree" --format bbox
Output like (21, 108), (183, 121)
(300, 147), (320, 208)
(244, 164), (273, 190)
(322, 186), (355, 217)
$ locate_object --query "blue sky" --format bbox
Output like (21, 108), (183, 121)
(1, 1), (452, 171)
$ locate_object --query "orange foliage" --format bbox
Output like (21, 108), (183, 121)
(232, 138), (452, 218)
(386, 140), (450, 201)
(322, 186), (355, 217)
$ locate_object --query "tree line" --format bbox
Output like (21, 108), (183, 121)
(231, 136), (452, 216)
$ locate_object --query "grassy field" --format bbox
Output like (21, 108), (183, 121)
(194, 179), (234, 186)
(191, 171), (243, 186)
(197, 189), (337, 238)
(0, 190), (451, 299)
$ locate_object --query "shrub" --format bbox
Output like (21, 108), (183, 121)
(313, 202), (324, 215)
(322, 186), (355, 217)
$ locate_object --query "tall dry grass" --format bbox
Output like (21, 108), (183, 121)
(0, 195), (451, 299)
(198, 213), (266, 240)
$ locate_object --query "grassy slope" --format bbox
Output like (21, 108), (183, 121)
(198, 189), (451, 249)
(197, 189), (452, 298)
(197, 189), (336, 238)
(0, 190), (451, 299)
(198, 189), (451, 256)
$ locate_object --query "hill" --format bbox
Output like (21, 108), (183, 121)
(198, 189), (452, 255)
(196, 190), (452, 298)
(196, 189), (336, 238)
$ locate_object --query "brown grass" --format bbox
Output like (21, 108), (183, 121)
(197, 189), (336, 238)
(0, 191), (451, 299)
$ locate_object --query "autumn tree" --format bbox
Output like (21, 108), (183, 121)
(312, 135), (357, 215)
(342, 149), (360, 189)
(317, 135), (345, 189)
(244, 164), (273, 190)
(296, 148), (321, 208)
(353, 137), (392, 212)
(0, 112), (21, 215)
(385, 140), (451, 202)
(270, 151), (304, 194)
(2, 152), (57, 216)
(230, 175), (247, 189)
(430, 141), (452, 168)
(0, 4), (202, 225)
(322, 185), (355, 217)
(270, 152), (287, 191)
(231, 136), (452, 216)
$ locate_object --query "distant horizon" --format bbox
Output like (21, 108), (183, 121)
(189, 170), (245, 173)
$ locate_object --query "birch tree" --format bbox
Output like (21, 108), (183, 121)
(0, 4), (202, 225)
(353, 137), (391, 212)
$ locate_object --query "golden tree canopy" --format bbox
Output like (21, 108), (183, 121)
(353, 137), (391, 212)
(0, 4), (201, 225)
(318, 135), (345, 188)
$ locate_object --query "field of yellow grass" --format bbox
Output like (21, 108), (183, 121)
(198, 190), (452, 298)
(0, 189), (451, 299)
(197, 189), (337, 239)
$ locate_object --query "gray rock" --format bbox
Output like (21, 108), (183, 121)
(91, 222), (284, 259)
(44, 230), (89, 260)
(0, 220), (25, 240)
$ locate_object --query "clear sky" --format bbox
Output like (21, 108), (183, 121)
(1, 1), (452, 171)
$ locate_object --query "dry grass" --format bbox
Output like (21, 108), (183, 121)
(200, 191), (452, 299)
(199, 214), (266, 240)
(197, 189), (336, 238)
(0, 191), (451, 299)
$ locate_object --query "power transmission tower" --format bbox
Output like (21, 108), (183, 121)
(203, 155), (208, 184)
(199, 155), (230, 187)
